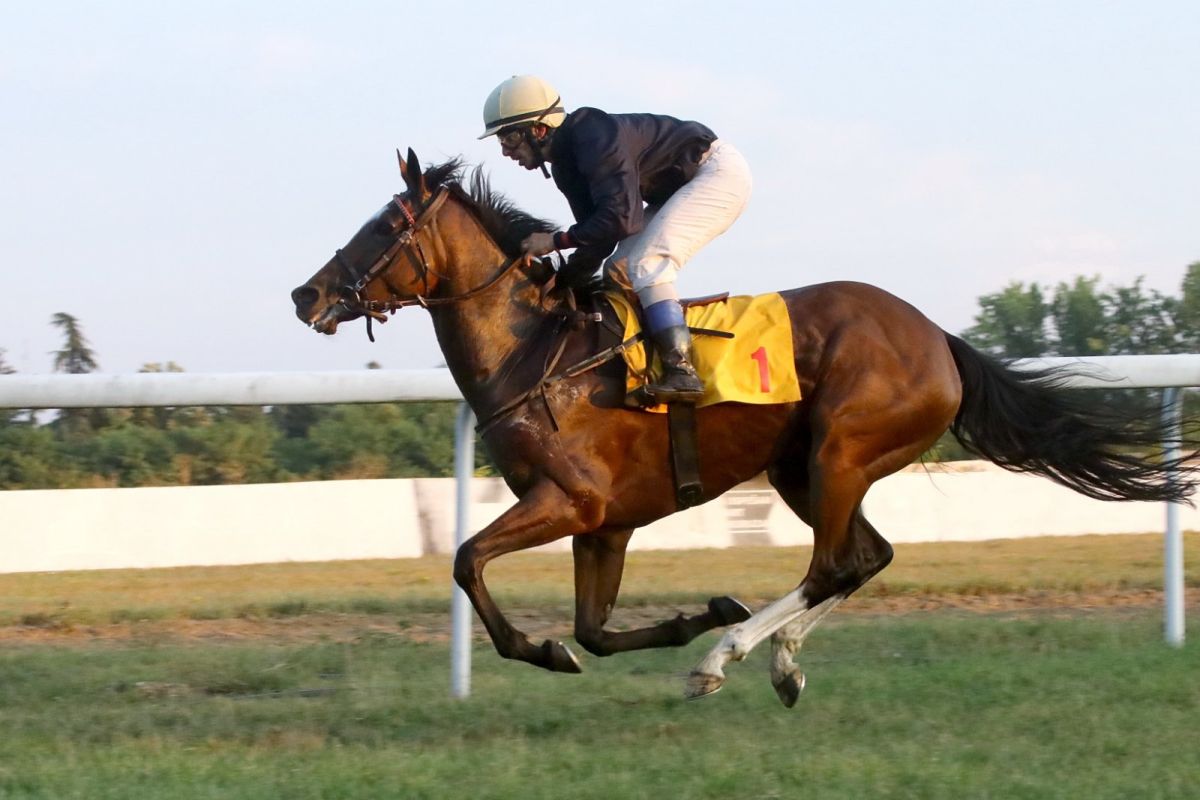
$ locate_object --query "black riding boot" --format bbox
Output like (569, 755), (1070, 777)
(645, 325), (705, 403)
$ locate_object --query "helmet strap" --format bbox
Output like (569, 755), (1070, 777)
(524, 126), (552, 179)
(527, 95), (561, 179)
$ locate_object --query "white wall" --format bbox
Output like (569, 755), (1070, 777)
(1, 461), (1195, 574)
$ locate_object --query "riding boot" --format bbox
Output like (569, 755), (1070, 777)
(645, 324), (705, 403)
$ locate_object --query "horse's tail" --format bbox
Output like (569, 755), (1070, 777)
(943, 333), (1197, 504)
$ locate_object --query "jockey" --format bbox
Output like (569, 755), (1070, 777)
(479, 74), (753, 403)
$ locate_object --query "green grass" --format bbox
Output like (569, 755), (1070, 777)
(1, 613), (1198, 799)
(1, 535), (1197, 798)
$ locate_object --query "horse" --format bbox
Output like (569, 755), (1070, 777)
(291, 149), (1198, 706)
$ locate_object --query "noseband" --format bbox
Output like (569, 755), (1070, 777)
(331, 186), (529, 340)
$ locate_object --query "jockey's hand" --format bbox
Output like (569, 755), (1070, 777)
(520, 232), (556, 258)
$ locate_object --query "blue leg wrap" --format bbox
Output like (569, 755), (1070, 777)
(644, 299), (686, 333)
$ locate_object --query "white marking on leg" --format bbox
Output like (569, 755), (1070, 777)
(691, 585), (810, 680)
(769, 595), (844, 686)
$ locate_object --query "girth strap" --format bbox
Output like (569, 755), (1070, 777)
(668, 403), (704, 509)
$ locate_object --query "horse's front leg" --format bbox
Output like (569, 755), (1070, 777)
(572, 529), (751, 656)
(453, 479), (603, 673)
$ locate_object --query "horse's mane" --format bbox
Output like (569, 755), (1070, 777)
(423, 159), (558, 259)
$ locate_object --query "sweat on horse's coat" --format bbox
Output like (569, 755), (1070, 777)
(291, 150), (1200, 705)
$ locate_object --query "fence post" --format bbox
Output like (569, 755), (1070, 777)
(451, 402), (476, 696)
(1162, 388), (1185, 647)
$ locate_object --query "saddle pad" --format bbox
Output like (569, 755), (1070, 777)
(607, 291), (802, 411)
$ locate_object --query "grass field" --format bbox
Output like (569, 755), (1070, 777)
(1, 534), (1198, 799)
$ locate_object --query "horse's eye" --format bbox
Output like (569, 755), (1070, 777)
(374, 217), (398, 236)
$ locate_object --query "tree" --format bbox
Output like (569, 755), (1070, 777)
(0, 348), (20, 425)
(49, 313), (105, 437)
(50, 313), (99, 374)
(964, 269), (1198, 358)
(68, 425), (176, 487)
(1102, 278), (1177, 355)
(171, 415), (283, 485)
(127, 361), (209, 429)
(962, 282), (1050, 357)
(1174, 262), (1200, 351)
(945, 264), (1200, 463)
(0, 424), (69, 489)
(1050, 276), (1107, 356)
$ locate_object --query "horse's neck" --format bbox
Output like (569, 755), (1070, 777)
(427, 211), (553, 413)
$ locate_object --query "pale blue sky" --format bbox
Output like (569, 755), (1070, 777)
(2, 1), (1197, 374)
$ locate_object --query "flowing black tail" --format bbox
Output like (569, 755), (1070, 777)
(944, 333), (1198, 504)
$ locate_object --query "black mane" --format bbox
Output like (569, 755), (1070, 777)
(422, 159), (558, 258)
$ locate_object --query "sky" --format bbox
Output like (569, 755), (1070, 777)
(2, 1), (1197, 375)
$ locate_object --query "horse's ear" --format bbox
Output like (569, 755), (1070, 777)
(398, 147), (428, 199)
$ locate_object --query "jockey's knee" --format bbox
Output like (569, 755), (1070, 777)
(635, 277), (680, 308)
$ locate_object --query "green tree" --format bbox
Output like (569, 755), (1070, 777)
(293, 402), (469, 480)
(50, 313), (99, 374)
(0, 348), (22, 425)
(1050, 276), (1107, 356)
(171, 415), (283, 485)
(67, 424), (177, 487)
(1174, 262), (1200, 351)
(1102, 278), (1177, 355)
(962, 282), (1050, 357)
(945, 263), (1200, 463)
(49, 312), (106, 437)
(0, 424), (72, 489)
(127, 362), (213, 430)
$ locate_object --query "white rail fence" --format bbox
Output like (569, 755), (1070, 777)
(2, 355), (1197, 698)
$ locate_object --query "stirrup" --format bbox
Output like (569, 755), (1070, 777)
(628, 383), (704, 407)
(642, 373), (705, 404)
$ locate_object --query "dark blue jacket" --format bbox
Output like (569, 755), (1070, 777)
(549, 107), (715, 272)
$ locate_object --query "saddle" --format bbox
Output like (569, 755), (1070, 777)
(581, 287), (727, 509)
(558, 280), (800, 509)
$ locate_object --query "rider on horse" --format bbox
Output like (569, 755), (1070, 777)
(479, 75), (753, 403)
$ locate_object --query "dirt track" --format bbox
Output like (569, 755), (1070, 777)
(3, 588), (1194, 647)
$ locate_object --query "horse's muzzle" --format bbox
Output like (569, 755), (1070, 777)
(292, 284), (353, 334)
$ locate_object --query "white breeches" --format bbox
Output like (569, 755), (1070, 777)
(604, 139), (753, 306)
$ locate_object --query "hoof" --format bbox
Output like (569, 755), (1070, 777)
(772, 669), (806, 708)
(541, 639), (583, 673)
(708, 596), (752, 627)
(684, 670), (725, 700)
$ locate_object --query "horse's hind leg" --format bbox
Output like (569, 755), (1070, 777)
(768, 508), (892, 707)
(685, 443), (893, 701)
(572, 528), (751, 657)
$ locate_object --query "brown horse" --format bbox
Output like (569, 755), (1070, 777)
(292, 150), (1197, 706)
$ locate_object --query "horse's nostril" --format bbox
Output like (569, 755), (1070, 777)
(291, 285), (319, 309)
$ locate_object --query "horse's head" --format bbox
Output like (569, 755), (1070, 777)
(291, 148), (451, 335)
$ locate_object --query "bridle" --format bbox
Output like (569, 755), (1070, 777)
(322, 175), (629, 435)
(331, 185), (527, 340)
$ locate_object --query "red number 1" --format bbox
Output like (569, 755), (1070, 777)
(750, 346), (771, 393)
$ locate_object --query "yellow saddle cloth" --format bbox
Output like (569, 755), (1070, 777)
(606, 291), (802, 412)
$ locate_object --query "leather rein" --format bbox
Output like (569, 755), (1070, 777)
(332, 186), (526, 341)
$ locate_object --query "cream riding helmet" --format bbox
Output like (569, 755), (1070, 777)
(478, 75), (566, 139)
